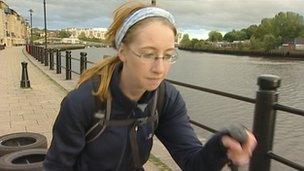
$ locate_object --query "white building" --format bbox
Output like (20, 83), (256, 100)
(64, 27), (107, 40)
(62, 37), (80, 44)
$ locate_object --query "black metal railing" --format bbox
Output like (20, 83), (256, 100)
(25, 44), (304, 171)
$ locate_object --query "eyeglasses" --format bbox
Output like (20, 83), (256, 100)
(127, 46), (178, 64)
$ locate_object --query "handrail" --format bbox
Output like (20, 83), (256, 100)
(166, 79), (256, 104)
(189, 120), (218, 133)
(267, 151), (304, 170)
(273, 104), (304, 117)
(26, 45), (304, 171)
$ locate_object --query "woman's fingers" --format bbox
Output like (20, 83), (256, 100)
(243, 131), (257, 156)
(221, 131), (257, 166)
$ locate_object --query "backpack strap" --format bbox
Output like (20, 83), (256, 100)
(85, 92), (112, 143)
(130, 81), (165, 169)
(154, 81), (166, 130)
(85, 75), (109, 143)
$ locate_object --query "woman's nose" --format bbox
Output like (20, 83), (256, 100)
(151, 58), (166, 74)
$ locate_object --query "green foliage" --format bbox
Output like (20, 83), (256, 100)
(193, 39), (205, 49)
(179, 11), (304, 52)
(223, 30), (247, 42)
(224, 11), (304, 50)
(78, 32), (86, 40)
(178, 34), (208, 50)
(208, 31), (223, 42)
(272, 12), (304, 40)
(30, 32), (41, 42)
(242, 25), (258, 39)
(58, 30), (72, 38)
(179, 34), (192, 48)
(250, 37), (265, 50)
(263, 34), (279, 51)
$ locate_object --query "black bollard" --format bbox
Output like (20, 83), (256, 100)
(80, 52), (87, 74)
(44, 48), (49, 66)
(20, 62), (31, 88)
(56, 49), (61, 74)
(66, 51), (72, 80)
(49, 49), (54, 70)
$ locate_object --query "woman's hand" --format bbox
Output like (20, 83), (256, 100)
(221, 130), (257, 166)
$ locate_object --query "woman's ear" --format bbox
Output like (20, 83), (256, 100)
(117, 44), (127, 62)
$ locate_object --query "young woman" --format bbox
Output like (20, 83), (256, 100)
(43, 1), (256, 171)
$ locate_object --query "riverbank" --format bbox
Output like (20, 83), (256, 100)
(178, 47), (304, 59)
(36, 44), (85, 51)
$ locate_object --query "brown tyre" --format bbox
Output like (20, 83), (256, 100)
(0, 132), (47, 157)
(0, 148), (46, 171)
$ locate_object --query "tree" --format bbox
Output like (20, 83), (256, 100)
(208, 31), (223, 42)
(78, 32), (86, 40)
(193, 39), (206, 49)
(263, 34), (278, 51)
(250, 37), (264, 50)
(223, 30), (247, 42)
(254, 18), (273, 39)
(272, 12), (304, 40)
(58, 30), (71, 38)
(179, 34), (192, 48)
(223, 30), (236, 42)
(242, 25), (258, 39)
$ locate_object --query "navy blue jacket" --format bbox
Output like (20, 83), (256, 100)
(43, 63), (228, 170)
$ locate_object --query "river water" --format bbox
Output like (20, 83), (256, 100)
(70, 47), (304, 171)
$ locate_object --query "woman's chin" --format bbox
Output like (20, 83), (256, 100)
(146, 82), (162, 91)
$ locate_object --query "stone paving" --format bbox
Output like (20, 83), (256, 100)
(0, 46), (180, 170)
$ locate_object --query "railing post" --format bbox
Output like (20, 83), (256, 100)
(249, 75), (281, 171)
(80, 52), (87, 74)
(66, 50), (71, 80)
(37, 47), (40, 62)
(34, 46), (37, 59)
(39, 47), (43, 62)
(41, 47), (44, 64)
(49, 49), (54, 70)
(44, 48), (48, 66)
(56, 49), (61, 74)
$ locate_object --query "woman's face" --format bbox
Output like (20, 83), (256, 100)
(119, 20), (176, 91)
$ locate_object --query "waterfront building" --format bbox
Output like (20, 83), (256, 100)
(294, 38), (304, 50)
(62, 36), (80, 44)
(0, 0), (28, 47)
(64, 27), (107, 40)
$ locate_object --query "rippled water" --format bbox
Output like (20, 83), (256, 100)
(71, 47), (304, 170)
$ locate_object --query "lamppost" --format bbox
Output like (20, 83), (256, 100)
(28, 9), (33, 44)
(43, 0), (48, 66)
(151, 0), (156, 6)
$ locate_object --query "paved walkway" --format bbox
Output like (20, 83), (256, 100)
(0, 46), (179, 170)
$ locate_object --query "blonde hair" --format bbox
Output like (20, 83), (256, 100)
(77, 1), (176, 102)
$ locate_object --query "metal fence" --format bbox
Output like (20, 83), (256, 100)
(26, 45), (304, 171)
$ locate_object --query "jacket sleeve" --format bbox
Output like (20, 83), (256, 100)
(43, 92), (90, 171)
(155, 83), (228, 171)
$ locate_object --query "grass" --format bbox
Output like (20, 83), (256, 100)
(148, 154), (172, 171)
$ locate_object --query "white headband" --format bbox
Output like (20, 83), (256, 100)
(115, 7), (176, 48)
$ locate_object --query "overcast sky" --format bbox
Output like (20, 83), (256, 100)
(3, 0), (304, 39)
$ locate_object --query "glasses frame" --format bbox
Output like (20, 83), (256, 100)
(127, 46), (178, 64)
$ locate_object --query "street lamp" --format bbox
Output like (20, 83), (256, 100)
(43, 0), (48, 66)
(28, 9), (33, 44)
